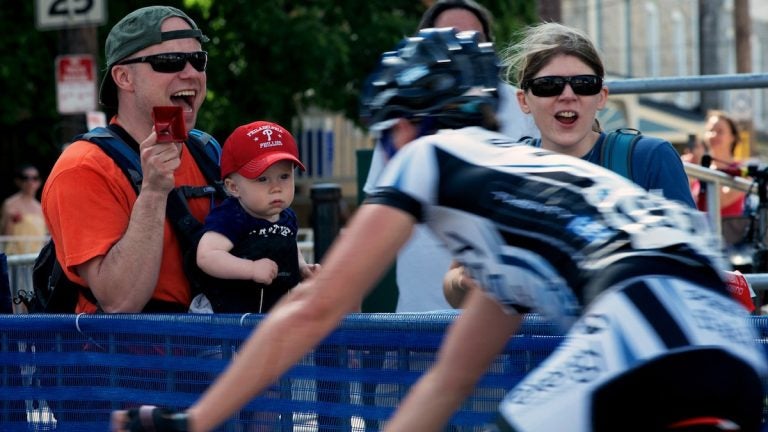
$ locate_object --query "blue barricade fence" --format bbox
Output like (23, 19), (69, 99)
(0, 313), (766, 431)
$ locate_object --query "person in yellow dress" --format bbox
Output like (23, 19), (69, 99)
(1, 164), (48, 255)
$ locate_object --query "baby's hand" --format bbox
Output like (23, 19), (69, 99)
(301, 263), (321, 279)
(252, 258), (278, 284)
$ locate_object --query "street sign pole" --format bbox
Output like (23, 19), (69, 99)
(56, 54), (97, 114)
(35, 0), (106, 147)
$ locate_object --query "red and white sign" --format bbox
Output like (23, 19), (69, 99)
(56, 54), (96, 114)
(86, 110), (107, 129)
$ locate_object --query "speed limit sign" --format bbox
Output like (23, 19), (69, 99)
(35, 0), (106, 30)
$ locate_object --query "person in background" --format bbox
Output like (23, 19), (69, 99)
(1, 164), (47, 255)
(42, 6), (216, 313)
(111, 27), (766, 432)
(695, 110), (747, 217)
(192, 121), (319, 313)
(681, 135), (708, 166)
(365, 0), (540, 313)
(508, 23), (694, 206)
(1, 164), (47, 314)
(417, 0), (539, 141)
(681, 135), (709, 197)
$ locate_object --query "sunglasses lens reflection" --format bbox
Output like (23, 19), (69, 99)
(526, 75), (602, 97)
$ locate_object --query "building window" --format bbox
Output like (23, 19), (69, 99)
(753, 35), (763, 130)
(673, 11), (688, 106)
(644, 2), (660, 78)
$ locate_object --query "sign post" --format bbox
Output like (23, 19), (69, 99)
(56, 54), (97, 114)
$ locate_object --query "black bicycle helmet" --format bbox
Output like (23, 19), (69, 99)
(360, 27), (499, 130)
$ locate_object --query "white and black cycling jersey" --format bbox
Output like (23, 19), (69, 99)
(365, 127), (725, 329)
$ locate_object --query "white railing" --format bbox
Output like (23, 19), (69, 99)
(0, 235), (48, 256)
(297, 228), (314, 263)
(5, 252), (36, 314)
(3, 229), (315, 314)
(682, 163), (756, 237)
(683, 163), (768, 307)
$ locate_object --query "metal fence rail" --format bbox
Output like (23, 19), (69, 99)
(606, 72), (768, 94)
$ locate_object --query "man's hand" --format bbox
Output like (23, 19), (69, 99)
(139, 130), (182, 194)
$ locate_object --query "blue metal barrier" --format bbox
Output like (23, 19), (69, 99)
(0, 313), (765, 431)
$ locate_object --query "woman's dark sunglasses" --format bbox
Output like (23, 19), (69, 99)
(118, 51), (208, 73)
(522, 75), (603, 97)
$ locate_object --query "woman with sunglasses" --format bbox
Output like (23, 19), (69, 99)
(1, 164), (46, 258)
(510, 22), (694, 207)
(444, 22), (697, 308)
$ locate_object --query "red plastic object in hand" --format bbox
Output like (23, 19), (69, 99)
(152, 106), (187, 143)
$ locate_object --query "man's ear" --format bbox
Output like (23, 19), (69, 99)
(392, 118), (419, 150)
(111, 65), (134, 93)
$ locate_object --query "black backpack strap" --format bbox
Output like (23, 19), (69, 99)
(186, 131), (227, 201)
(30, 239), (98, 313)
(166, 188), (204, 250)
(176, 185), (219, 199)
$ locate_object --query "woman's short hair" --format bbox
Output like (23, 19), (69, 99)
(502, 22), (605, 88)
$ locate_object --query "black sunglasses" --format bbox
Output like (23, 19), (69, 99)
(119, 51), (208, 73)
(522, 75), (603, 97)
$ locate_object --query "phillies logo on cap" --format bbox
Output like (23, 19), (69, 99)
(221, 120), (306, 179)
(247, 124), (285, 148)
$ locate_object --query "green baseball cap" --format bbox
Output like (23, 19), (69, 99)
(98, 6), (210, 108)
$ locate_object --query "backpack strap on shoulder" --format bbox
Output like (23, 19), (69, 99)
(77, 126), (143, 193)
(189, 129), (222, 165)
(599, 128), (642, 180)
(186, 129), (227, 202)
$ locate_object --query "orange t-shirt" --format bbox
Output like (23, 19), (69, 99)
(42, 131), (212, 313)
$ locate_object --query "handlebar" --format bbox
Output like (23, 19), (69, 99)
(701, 154), (768, 179)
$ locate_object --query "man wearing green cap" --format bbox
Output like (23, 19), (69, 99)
(41, 6), (216, 313)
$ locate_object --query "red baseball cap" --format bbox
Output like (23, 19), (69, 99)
(220, 121), (306, 179)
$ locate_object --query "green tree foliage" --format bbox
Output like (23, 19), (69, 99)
(0, 3), (60, 154)
(191, 0), (536, 138)
(192, 0), (425, 138)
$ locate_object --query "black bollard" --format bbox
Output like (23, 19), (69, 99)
(310, 183), (342, 263)
(309, 183), (348, 431)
